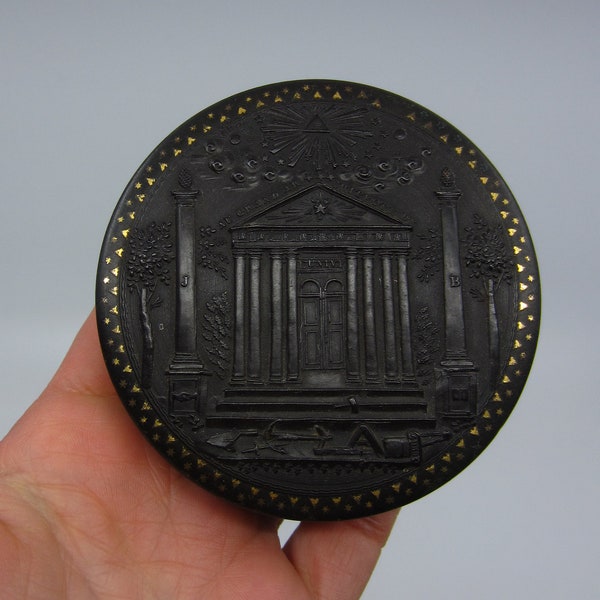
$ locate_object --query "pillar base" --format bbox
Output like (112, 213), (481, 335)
(168, 354), (211, 415)
(435, 360), (478, 418)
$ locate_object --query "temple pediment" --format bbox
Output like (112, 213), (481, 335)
(238, 184), (405, 228)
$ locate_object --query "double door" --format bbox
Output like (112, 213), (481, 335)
(299, 277), (345, 371)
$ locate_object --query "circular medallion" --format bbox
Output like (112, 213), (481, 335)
(96, 80), (540, 520)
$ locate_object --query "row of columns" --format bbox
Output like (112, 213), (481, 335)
(232, 249), (300, 383)
(231, 247), (415, 385)
(346, 250), (414, 383)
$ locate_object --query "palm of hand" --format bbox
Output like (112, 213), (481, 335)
(0, 313), (397, 599)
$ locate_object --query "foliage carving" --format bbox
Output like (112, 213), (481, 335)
(463, 214), (513, 377)
(197, 226), (229, 280)
(202, 292), (232, 378)
(413, 228), (442, 283)
(126, 222), (174, 387)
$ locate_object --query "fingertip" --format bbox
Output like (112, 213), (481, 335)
(283, 508), (400, 600)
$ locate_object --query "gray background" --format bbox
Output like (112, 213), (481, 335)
(1, 1), (599, 598)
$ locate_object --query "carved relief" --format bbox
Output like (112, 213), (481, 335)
(125, 162), (494, 468)
(202, 292), (232, 378)
(227, 183), (415, 389)
(259, 104), (372, 167)
(197, 226), (229, 279)
(414, 228), (443, 283)
(198, 103), (430, 194)
(414, 305), (441, 385)
(101, 81), (538, 519)
(463, 213), (513, 381)
(142, 168), (491, 465)
(125, 221), (174, 388)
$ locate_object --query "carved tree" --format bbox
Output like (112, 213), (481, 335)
(126, 222), (174, 388)
(463, 214), (513, 377)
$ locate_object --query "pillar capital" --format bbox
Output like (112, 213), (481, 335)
(171, 189), (200, 205)
(435, 167), (462, 206)
(435, 189), (462, 207)
(269, 248), (285, 259)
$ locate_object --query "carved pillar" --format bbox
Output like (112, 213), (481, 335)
(231, 250), (246, 383)
(287, 250), (299, 381)
(397, 251), (415, 380)
(434, 168), (478, 416)
(173, 189), (199, 356)
(381, 252), (398, 381)
(436, 174), (468, 360)
(362, 250), (378, 381)
(248, 251), (262, 382)
(270, 250), (284, 382)
(346, 248), (360, 382)
(168, 179), (210, 415)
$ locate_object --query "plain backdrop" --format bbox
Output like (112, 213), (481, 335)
(1, 1), (599, 598)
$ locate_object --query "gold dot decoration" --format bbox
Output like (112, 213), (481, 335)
(96, 81), (539, 519)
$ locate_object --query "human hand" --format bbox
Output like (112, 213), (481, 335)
(0, 311), (398, 599)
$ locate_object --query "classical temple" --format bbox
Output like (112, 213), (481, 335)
(229, 184), (417, 392)
(167, 178), (478, 430)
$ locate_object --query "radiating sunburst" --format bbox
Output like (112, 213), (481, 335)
(261, 104), (372, 167)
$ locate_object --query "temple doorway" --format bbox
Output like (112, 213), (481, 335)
(299, 274), (346, 385)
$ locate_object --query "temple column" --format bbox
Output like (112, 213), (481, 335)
(396, 250), (415, 380)
(248, 250), (262, 382)
(270, 250), (284, 382)
(287, 250), (299, 381)
(346, 248), (360, 382)
(362, 250), (378, 381)
(231, 250), (246, 383)
(381, 252), (398, 381)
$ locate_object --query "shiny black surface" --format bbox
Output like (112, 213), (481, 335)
(96, 80), (540, 519)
